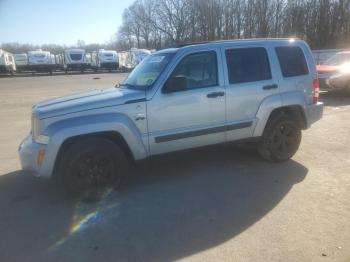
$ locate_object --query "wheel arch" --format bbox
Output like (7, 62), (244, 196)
(53, 131), (134, 175)
(253, 94), (307, 137)
(40, 113), (148, 178)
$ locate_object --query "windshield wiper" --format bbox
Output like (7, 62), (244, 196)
(116, 83), (133, 88)
(116, 83), (146, 90)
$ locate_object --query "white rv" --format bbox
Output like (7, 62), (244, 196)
(14, 53), (28, 72)
(91, 49), (119, 71)
(63, 49), (88, 73)
(0, 49), (16, 75)
(132, 48), (151, 64)
(28, 50), (54, 74)
(85, 53), (92, 70)
(118, 48), (151, 70)
(54, 54), (64, 71)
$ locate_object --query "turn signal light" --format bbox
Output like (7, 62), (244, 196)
(37, 149), (45, 166)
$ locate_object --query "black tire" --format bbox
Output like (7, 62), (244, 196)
(56, 137), (129, 201)
(258, 114), (301, 162)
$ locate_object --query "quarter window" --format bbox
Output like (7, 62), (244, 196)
(275, 46), (309, 77)
(171, 51), (218, 90)
(225, 47), (271, 84)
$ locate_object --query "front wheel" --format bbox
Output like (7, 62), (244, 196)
(258, 114), (301, 162)
(56, 137), (129, 201)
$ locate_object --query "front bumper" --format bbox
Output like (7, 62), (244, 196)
(318, 77), (332, 90)
(18, 135), (47, 177)
(306, 102), (323, 127)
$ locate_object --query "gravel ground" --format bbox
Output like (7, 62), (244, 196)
(0, 73), (349, 262)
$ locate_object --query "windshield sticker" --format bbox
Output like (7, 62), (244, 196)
(149, 56), (165, 63)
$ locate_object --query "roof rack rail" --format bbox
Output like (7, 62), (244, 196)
(175, 38), (300, 48)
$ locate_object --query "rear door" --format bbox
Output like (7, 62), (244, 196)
(221, 44), (280, 141)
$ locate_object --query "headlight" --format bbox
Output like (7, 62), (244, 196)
(31, 113), (50, 145)
(35, 135), (50, 144)
(31, 113), (39, 140)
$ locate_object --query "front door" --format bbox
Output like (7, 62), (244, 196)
(147, 49), (226, 155)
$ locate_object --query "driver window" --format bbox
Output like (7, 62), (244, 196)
(171, 51), (218, 90)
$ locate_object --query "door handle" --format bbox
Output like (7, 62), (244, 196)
(207, 91), (225, 98)
(262, 84), (278, 90)
(134, 114), (145, 121)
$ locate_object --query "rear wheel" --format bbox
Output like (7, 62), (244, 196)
(258, 114), (301, 162)
(56, 137), (129, 201)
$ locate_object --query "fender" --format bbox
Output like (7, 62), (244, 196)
(40, 113), (149, 178)
(253, 91), (307, 137)
(253, 94), (282, 137)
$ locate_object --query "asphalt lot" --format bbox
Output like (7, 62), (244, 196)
(0, 73), (349, 262)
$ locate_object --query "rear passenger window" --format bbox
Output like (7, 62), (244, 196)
(275, 46), (309, 77)
(225, 47), (271, 84)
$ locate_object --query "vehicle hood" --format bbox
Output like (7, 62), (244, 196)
(316, 64), (339, 74)
(33, 87), (145, 119)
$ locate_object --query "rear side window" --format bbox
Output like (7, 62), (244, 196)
(275, 46), (309, 77)
(225, 47), (271, 84)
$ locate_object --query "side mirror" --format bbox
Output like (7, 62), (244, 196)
(163, 76), (187, 93)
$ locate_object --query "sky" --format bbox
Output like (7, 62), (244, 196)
(0, 0), (135, 45)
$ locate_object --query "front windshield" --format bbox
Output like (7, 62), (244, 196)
(122, 52), (176, 89)
(326, 53), (350, 65)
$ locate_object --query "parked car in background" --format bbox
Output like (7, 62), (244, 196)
(18, 38), (323, 200)
(91, 49), (119, 72)
(0, 49), (16, 75)
(317, 51), (350, 92)
(326, 70), (350, 95)
(63, 49), (88, 73)
(14, 53), (29, 72)
(28, 50), (54, 74)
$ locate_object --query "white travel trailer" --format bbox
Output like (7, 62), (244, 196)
(54, 54), (64, 71)
(85, 53), (92, 70)
(132, 48), (151, 64)
(91, 49), (119, 71)
(14, 53), (28, 72)
(28, 50), (54, 74)
(63, 49), (88, 73)
(0, 49), (16, 75)
(118, 48), (151, 70)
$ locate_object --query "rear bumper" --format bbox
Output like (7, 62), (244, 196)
(306, 102), (323, 127)
(18, 135), (48, 178)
